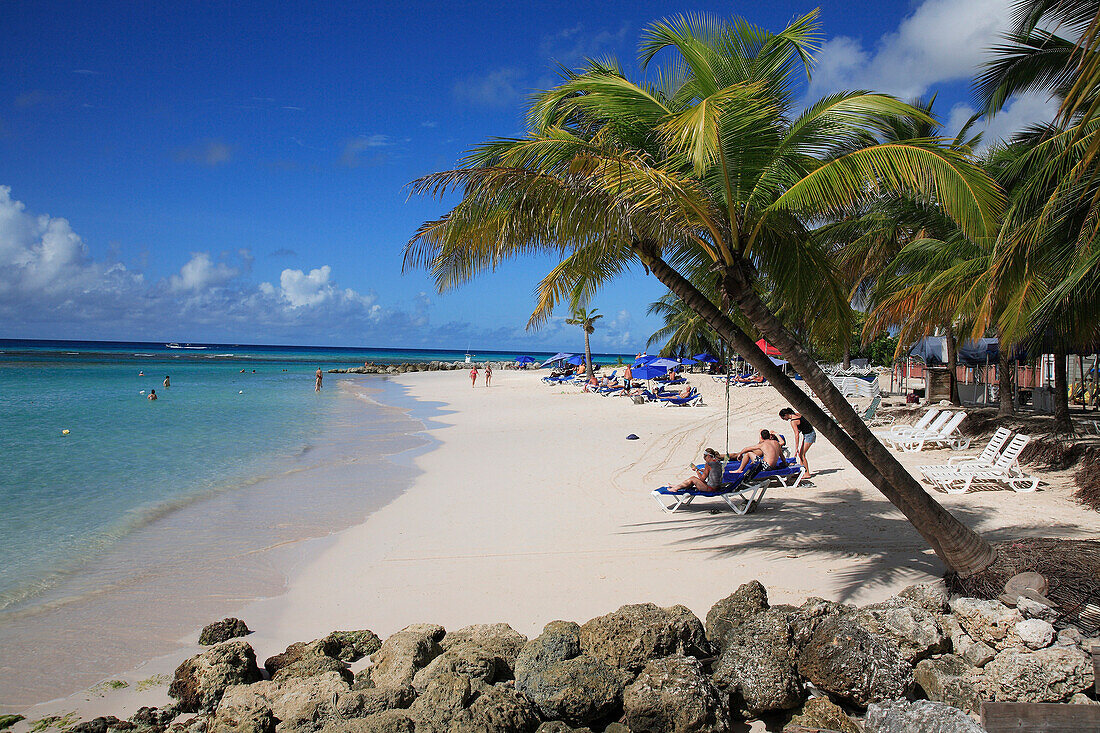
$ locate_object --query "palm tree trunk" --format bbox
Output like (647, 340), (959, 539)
(584, 331), (594, 381)
(946, 325), (961, 406)
(843, 347), (851, 371)
(997, 336), (1014, 418)
(639, 248), (994, 576)
(1053, 347), (1072, 433)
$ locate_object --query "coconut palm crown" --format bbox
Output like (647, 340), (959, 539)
(405, 11), (1004, 574)
(565, 308), (603, 379)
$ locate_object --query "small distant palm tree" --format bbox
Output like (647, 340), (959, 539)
(566, 308), (603, 379)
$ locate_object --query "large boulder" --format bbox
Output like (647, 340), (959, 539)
(710, 609), (803, 715)
(265, 632), (381, 676)
(169, 640), (263, 713)
(895, 581), (950, 615)
(273, 655), (352, 684)
(367, 624), (445, 688)
(214, 672), (348, 733)
(209, 693), (275, 733)
(788, 598), (852, 651)
(514, 621), (582, 683)
(534, 724), (593, 733)
(848, 602), (948, 663)
(705, 581), (769, 651)
(320, 710), (416, 733)
(983, 646), (1094, 702)
(333, 685), (416, 719)
(407, 667), (539, 733)
(622, 655), (730, 733)
(913, 654), (983, 713)
(1014, 619), (1055, 650)
(439, 623), (527, 678)
(412, 646), (499, 693)
(948, 597), (1023, 650)
(786, 697), (860, 733)
(865, 698), (984, 733)
(578, 603), (709, 674)
(796, 616), (912, 708)
(199, 619), (252, 646)
(515, 620), (622, 727)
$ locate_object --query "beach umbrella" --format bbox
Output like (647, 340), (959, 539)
(679, 357), (697, 364)
(566, 355), (585, 365)
(539, 352), (574, 367)
(755, 339), (781, 357)
(515, 355), (535, 364)
(692, 353), (719, 363)
(648, 358), (681, 369)
(631, 364), (667, 379)
(633, 354), (659, 367)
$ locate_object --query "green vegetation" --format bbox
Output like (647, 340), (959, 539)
(136, 674), (172, 691)
(0, 716), (25, 731)
(407, 1), (1100, 578)
(28, 713), (78, 732)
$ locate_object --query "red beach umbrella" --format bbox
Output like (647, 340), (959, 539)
(755, 339), (782, 357)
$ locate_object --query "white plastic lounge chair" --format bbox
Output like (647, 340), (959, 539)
(896, 411), (969, 452)
(881, 410), (950, 449)
(875, 407), (940, 444)
(918, 427), (1011, 481)
(923, 434), (1036, 493)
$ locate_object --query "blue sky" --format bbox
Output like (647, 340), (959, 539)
(0, 0), (1056, 351)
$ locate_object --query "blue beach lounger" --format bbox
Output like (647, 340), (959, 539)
(651, 459), (804, 514)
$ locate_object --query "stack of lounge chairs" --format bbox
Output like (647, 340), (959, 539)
(917, 428), (1037, 493)
(652, 457), (804, 514)
(875, 407), (970, 452)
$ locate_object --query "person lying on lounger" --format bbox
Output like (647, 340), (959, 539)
(723, 430), (784, 473)
(671, 448), (724, 492)
(678, 384), (694, 398)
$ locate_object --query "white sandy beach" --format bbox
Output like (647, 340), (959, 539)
(10, 368), (1099, 724)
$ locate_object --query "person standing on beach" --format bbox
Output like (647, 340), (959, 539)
(315, 368), (323, 392)
(779, 407), (816, 478)
(484, 363), (492, 387)
(470, 365), (479, 387)
(163, 375), (170, 388)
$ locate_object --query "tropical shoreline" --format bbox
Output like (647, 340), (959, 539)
(7, 367), (1095, 726)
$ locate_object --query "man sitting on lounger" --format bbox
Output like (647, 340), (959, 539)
(671, 448), (724, 492)
(723, 430), (783, 473)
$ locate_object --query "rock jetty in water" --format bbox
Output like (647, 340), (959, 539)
(27, 581), (1098, 733)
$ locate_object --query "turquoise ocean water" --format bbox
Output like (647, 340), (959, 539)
(0, 339), (628, 613)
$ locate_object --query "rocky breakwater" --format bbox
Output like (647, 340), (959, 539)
(328, 362), (519, 375)
(51, 584), (1096, 733)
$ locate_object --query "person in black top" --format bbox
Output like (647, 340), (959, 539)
(779, 408), (817, 478)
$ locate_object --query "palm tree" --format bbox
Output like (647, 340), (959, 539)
(565, 308), (602, 379)
(975, 0), (1100, 433)
(646, 293), (724, 360)
(405, 12), (1002, 575)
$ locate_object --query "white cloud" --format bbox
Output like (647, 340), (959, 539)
(169, 252), (240, 292)
(452, 68), (525, 107)
(946, 91), (1060, 147)
(174, 139), (233, 166)
(540, 22), (631, 66)
(339, 135), (391, 167)
(808, 0), (1014, 99)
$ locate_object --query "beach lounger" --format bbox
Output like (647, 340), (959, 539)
(874, 407), (940, 444)
(659, 391), (703, 407)
(883, 410), (952, 449)
(897, 411), (969, 452)
(652, 461), (768, 514)
(918, 427), (1012, 481)
(922, 433), (1036, 493)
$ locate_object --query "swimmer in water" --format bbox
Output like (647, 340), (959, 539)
(138, 371), (145, 376)
(148, 389), (158, 401)
(163, 375), (170, 388)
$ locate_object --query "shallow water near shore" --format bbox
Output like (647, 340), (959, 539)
(0, 359), (431, 708)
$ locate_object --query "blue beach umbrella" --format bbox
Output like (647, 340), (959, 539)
(515, 356), (535, 364)
(539, 352), (574, 367)
(566, 355), (586, 365)
(631, 364), (667, 380)
(647, 358), (681, 369)
(679, 357), (697, 365)
(693, 352), (719, 363)
(633, 354), (658, 367)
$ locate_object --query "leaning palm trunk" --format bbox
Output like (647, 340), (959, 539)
(1053, 347), (1072, 433)
(584, 332), (594, 381)
(998, 335), (1014, 417)
(946, 326), (961, 406)
(641, 247), (995, 575)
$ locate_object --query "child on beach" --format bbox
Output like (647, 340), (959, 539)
(779, 407), (816, 478)
(470, 365), (478, 387)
